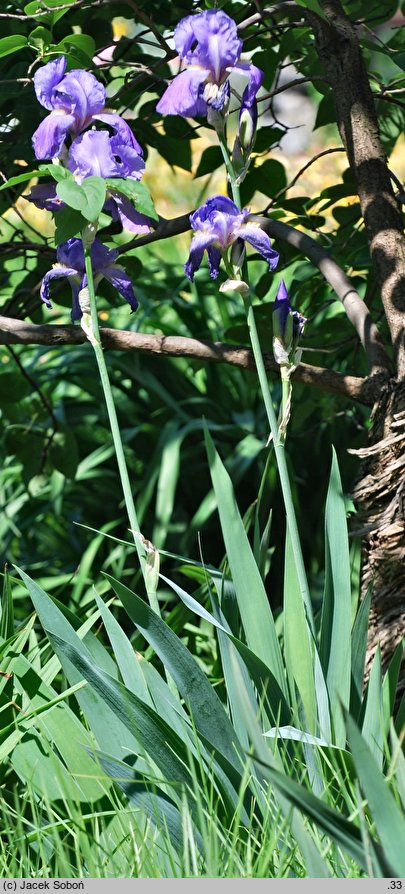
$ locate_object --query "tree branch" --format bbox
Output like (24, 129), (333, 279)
(123, 211), (391, 377)
(0, 315), (377, 406)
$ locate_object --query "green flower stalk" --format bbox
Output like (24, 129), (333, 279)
(272, 279), (307, 441)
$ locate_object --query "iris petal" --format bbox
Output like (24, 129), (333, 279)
(94, 112), (144, 155)
(106, 193), (152, 234)
(32, 111), (75, 160)
(40, 264), (79, 308)
(102, 265), (139, 312)
(33, 56), (66, 110)
(176, 10), (242, 75)
(207, 245), (222, 279)
(184, 231), (217, 281)
(157, 68), (208, 117)
(236, 223), (280, 270)
(68, 130), (121, 179)
(27, 182), (61, 210)
(54, 69), (105, 128)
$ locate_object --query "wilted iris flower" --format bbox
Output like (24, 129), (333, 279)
(40, 237), (138, 321)
(184, 195), (279, 282)
(273, 279), (306, 366)
(156, 9), (263, 120)
(32, 56), (142, 161)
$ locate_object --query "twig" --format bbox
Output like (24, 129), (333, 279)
(7, 345), (58, 469)
(259, 75), (326, 103)
(238, 4), (302, 30)
(263, 146), (346, 209)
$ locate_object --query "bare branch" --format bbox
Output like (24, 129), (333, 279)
(0, 315), (376, 406)
(263, 146), (346, 208)
(238, 4), (302, 30)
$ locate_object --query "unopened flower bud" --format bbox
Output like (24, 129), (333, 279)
(238, 102), (258, 154)
(272, 279), (306, 367)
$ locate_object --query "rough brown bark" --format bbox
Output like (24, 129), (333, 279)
(352, 380), (405, 693)
(307, 0), (405, 695)
(308, 0), (405, 378)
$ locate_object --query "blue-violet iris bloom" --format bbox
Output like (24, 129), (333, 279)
(40, 237), (138, 321)
(156, 9), (263, 119)
(32, 56), (140, 160)
(184, 195), (279, 282)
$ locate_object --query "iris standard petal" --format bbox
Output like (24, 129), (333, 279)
(176, 10), (241, 79)
(68, 130), (121, 179)
(156, 68), (208, 117)
(102, 264), (138, 312)
(206, 209), (235, 249)
(90, 240), (119, 270)
(32, 111), (75, 160)
(40, 264), (79, 308)
(190, 195), (241, 229)
(56, 238), (85, 271)
(54, 69), (105, 128)
(193, 10), (242, 81)
(236, 223), (280, 270)
(33, 56), (66, 110)
(94, 112), (143, 155)
(106, 192), (152, 234)
(184, 231), (217, 281)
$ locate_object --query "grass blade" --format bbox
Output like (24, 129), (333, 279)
(104, 573), (244, 772)
(346, 713), (405, 876)
(320, 448), (351, 745)
(204, 425), (286, 695)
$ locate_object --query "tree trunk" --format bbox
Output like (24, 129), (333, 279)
(352, 381), (405, 696)
(307, 0), (405, 697)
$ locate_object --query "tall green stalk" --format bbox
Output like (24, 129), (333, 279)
(217, 128), (314, 631)
(82, 238), (161, 615)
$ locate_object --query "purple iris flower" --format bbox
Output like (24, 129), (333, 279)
(28, 129), (151, 234)
(156, 9), (263, 120)
(40, 237), (138, 321)
(184, 195), (279, 282)
(32, 56), (143, 161)
(68, 130), (151, 233)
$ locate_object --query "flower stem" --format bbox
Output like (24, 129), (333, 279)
(83, 242), (161, 615)
(221, 156), (314, 632)
(242, 291), (314, 630)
